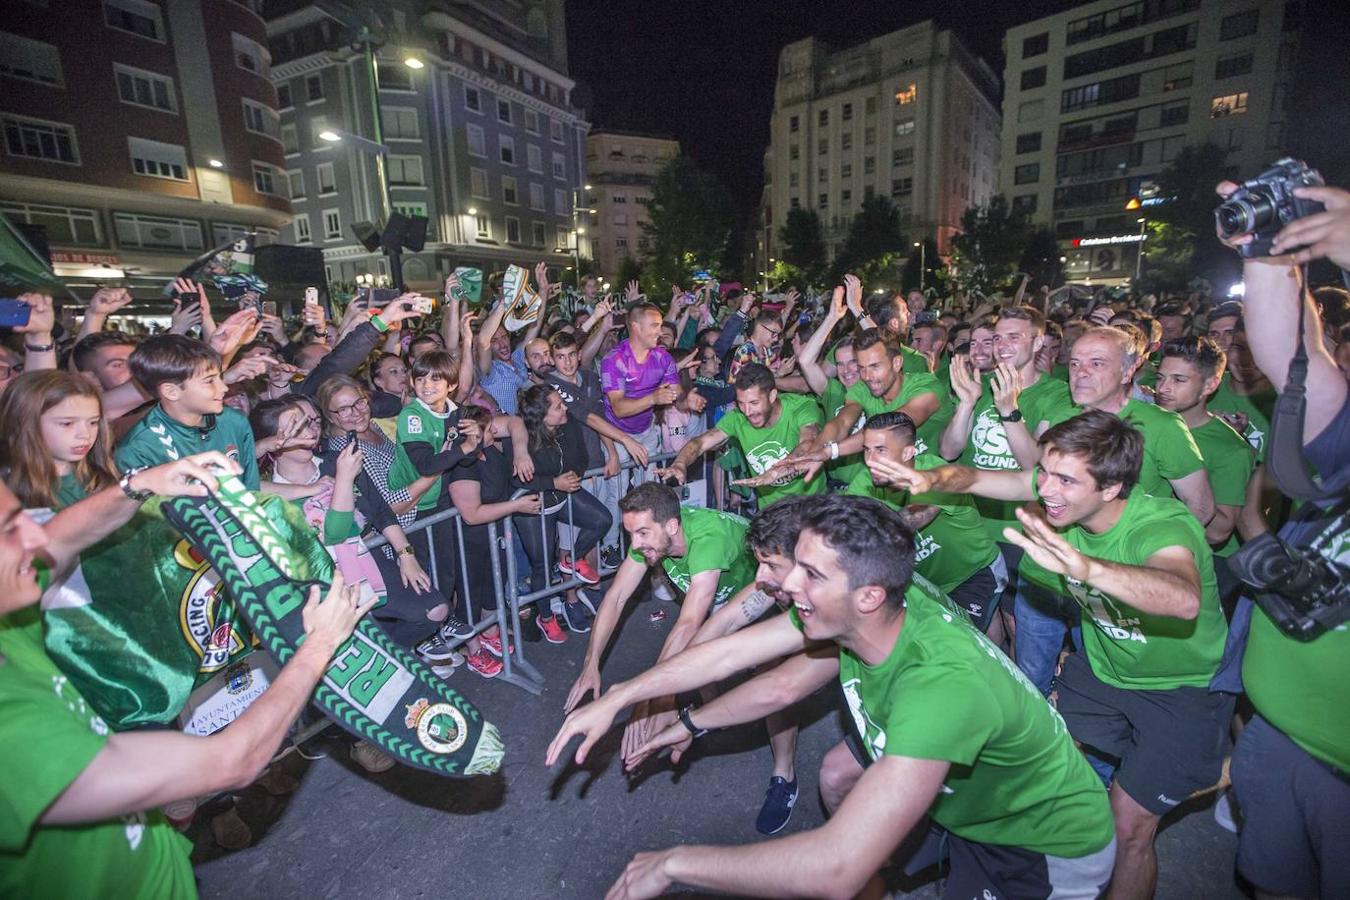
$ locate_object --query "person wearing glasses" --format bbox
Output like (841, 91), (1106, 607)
(727, 310), (785, 383)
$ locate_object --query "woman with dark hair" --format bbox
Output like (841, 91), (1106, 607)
(516, 384), (613, 633)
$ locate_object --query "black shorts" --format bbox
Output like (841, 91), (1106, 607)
(1231, 713), (1350, 899)
(903, 826), (1115, 900)
(1055, 651), (1233, 816)
(945, 559), (1006, 633)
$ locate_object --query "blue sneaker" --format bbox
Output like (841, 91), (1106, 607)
(562, 597), (593, 633)
(755, 776), (798, 835)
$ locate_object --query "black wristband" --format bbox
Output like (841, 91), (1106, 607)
(678, 705), (709, 739)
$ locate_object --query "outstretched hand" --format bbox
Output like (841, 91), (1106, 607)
(1002, 506), (1091, 581)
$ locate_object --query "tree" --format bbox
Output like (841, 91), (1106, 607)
(1017, 227), (1065, 292)
(778, 207), (827, 286)
(1140, 142), (1240, 295)
(614, 254), (643, 292)
(638, 156), (732, 290)
(949, 195), (1034, 293)
(901, 238), (944, 293)
(832, 195), (906, 283)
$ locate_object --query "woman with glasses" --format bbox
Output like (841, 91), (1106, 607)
(315, 375), (500, 678)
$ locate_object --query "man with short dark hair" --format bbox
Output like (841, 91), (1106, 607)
(1155, 337), (1254, 557)
(563, 483), (756, 753)
(876, 409), (1230, 900)
(850, 411), (1006, 633)
(599, 303), (680, 458)
(782, 328), (946, 482)
(548, 494), (1116, 900)
(71, 331), (138, 391)
(660, 363), (824, 507)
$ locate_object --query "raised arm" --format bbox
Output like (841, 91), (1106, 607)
(42, 577), (374, 826)
(868, 455), (1037, 502)
(657, 427), (729, 484)
(1169, 468), (1216, 530)
(563, 554), (651, 713)
(797, 287), (847, 396)
(474, 298), (510, 378)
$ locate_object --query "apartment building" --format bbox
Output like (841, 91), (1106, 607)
(1000, 0), (1305, 283)
(266, 0), (587, 291)
(760, 21), (1002, 267)
(582, 130), (679, 276)
(0, 0), (290, 294)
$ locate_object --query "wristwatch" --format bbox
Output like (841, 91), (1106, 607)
(678, 705), (709, 740)
(24, 340), (54, 353)
(119, 466), (153, 503)
(999, 409), (1024, 423)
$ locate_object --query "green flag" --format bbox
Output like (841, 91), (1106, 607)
(37, 501), (258, 731)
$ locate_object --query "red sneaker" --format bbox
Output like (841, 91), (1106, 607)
(479, 629), (511, 658)
(538, 614), (568, 644)
(559, 553), (601, 585)
(465, 648), (503, 678)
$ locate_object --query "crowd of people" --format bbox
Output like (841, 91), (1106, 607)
(2, 179), (1349, 899)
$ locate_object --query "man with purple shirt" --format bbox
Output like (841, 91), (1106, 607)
(602, 302), (680, 451)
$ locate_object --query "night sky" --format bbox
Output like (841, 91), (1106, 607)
(565, 0), (1064, 215)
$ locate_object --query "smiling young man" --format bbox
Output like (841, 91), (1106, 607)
(562, 483), (756, 753)
(782, 328), (945, 484)
(547, 494), (1115, 900)
(939, 305), (1076, 542)
(1154, 337), (1255, 558)
(660, 363), (824, 508)
(116, 335), (260, 490)
(874, 410), (1229, 900)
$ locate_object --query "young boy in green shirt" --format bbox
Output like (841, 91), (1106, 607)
(116, 335), (260, 489)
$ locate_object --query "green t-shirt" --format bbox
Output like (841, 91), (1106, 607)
(844, 372), (945, 455)
(1019, 489), (1227, 690)
(0, 608), (196, 898)
(1189, 415), (1256, 557)
(845, 453), (998, 593)
(628, 507), (756, 607)
(1118, 398), (1205, 500)
(790, 581), (1114, 858)
(1244, 593), (1350, 772)
(716, 393), (826, 507)
(821, 377), (865, 485)
(900, 343), (931, 376)
(958, 374), (1077, 540)
(116, 405), (260, 491)
(1208, 373), (1272, 462)
(389, 398), (455, 511)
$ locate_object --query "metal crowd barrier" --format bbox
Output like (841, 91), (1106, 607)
(363, 449), (730, 695)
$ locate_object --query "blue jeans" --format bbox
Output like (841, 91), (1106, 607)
(1013, 575), (1076, 696)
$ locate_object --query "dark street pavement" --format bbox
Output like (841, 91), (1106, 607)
(192, 592), (1245, 899)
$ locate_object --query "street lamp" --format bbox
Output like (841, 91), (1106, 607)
(1134, 216), (1146, 283)
(403, 56), (424, 69)
(318, 128), (389, 156)
(570, 185), (596, 287)
(914, 240), (925, 292)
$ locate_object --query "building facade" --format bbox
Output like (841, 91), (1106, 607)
(759, 22), (1002, 270)
(265, 0), (587, 293)
(0, 0), (290, 297)
(583, 130), (679, 277)
(1000, 0), (1305, 284)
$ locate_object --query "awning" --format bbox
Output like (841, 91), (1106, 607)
(0, 216), (64, 293)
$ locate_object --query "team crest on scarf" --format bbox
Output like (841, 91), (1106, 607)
(173, 540), (248, 673)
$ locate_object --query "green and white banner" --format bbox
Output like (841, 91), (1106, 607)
(163, 478), (503, 778)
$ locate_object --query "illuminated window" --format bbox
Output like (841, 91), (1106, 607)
(1210, 92), (1249, 117)
(894, 83), (917, 105)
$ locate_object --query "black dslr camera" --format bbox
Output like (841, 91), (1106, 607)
(1229, 499), (1350, 640)
(1215, 157), (1325, 258)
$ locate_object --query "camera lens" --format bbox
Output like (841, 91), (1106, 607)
(1243, 188), (1280, 234)
(1215, 200), (1254, 238)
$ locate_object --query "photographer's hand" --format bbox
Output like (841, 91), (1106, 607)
(1270, 185), (1350, 270)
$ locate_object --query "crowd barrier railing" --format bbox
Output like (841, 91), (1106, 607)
(364, 449), (728, 695)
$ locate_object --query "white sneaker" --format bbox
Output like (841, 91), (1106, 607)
(351, 740), (396, 774)
(1212, 788), (1237, 833)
